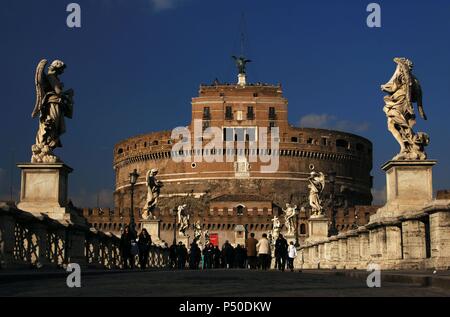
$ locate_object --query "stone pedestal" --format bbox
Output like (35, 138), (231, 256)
(371, 160), (437, 221)
(141, 219), (161, 243)
(284, 234), (296, 246)
(237, 73), (246, 86)
(16, 163), (83, 224)
(178, 235), (190, 247)
(234, 225), (247, 246)
(306, 216), (329, 244)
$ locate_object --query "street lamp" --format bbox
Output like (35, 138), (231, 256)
(129, 168), (139, 234)
(294, 207), (300, 247)
(328, 171), (339, 237)
(172, 208), (178, 245)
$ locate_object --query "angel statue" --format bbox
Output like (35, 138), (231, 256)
(308, 169), (326, 217)
(142, 168), (163, 220)
(381, 57), (429, 160)
(283, 203), (298, 235)
(232, 55), (251, 74)
(31, 59), (74, 163)
(193, 220), (202, 242)
(204, 230), (210, 245)
(177, 204), (190, 237)
(271, 215), (281, 242)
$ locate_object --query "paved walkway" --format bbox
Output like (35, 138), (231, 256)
(0, 269), (449, 296)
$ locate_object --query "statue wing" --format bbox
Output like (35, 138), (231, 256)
(31, 59), (48, 118)
(319, 172), (326, 192)
(146, 169), (151, 183)
(413, 77), (427, 120)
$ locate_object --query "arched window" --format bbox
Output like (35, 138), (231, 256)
(153, 140), (159, 146)
(117, 148), (124, 154)
(236, 205), (245, 216)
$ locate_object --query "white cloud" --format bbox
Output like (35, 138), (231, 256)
(149, 0), (186, 12)
(299, 113), (370, 133)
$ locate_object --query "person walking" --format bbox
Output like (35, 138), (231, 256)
(275, 234), (288, 272)
(287, 241), (297, 272)
(256, 233), (271, 270)
(169, 241), (177, 269)
(177, 242), (187, 269)
(120, 225), (137, 269)
(213, 245), (221, 268)
(246, 233), (258, 269)
(189, 242), (201, 269)
(222, 241), (234, 269)
(137, 228), (152, 270)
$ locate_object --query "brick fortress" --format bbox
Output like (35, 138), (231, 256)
(84, 62), (378, 245)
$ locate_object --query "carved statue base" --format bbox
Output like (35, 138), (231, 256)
(141, 219), (161, 243)
(237, 73), (246, 86)
(16, 163), (85, 225)
(234, 224), (246, 246)
(370, 160), (437, 222)
(306, 216), (329, 244)
(284, 234), (296, 246)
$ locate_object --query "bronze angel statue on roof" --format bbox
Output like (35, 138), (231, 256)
(232, 55), (251, 74)
(31, 59), (74, 163)
(381, 58), (429, 160)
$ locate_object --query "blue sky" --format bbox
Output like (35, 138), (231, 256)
(0, 0), (449, 207)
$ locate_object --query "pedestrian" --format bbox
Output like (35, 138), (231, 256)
(275, 234), (288, 272)
(287, 241), (297, 272)
(213, 246), (221, 268)
(222, 241), (234, 269)
(120, 225), (137, 269)
(137, 228), (152, 270)
(246, 233), (258, 269)
(169, 241), (177, 269)
(256, 233), (271, 270)
(189, 242), (201, 269)
(177, 242), (187, 269)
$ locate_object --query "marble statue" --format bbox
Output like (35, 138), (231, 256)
(283, 203), (298, 235)
(381, 57), (429, 160)
(271, 215), (281, 241)
(177, 204), (189, 237)
(142, 168), (163, 220)
(308, 169), (326, 217)
(193, 220), (202, 241)
(31, 59), (74, 163)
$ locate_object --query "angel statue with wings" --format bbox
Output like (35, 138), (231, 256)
(381, 58), (429, 160)
(232, 55), (251, 74)
(308, 169), (326, 217)
(283, 203), (298, 235)
(193, 220), (202, 242)
(142, 168), (163, 220)
(177, 204), (190, 237)
(31, 59), (74, 163)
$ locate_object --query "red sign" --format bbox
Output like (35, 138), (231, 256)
(209, 233), (219, 247)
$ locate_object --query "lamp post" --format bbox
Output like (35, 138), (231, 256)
(172, 208), (178, 244)
(129, 169), (139, 234)
(328, 171), (339, 237)
(294, 207), (300, 247)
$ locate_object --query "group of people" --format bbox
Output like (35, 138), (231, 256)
(120, 226), (298, 271)
(168, 233), (298, 272)
(119, 226), (153, 269)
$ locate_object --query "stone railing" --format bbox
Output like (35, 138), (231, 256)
(0, 203), (169, 270)
(295, 199), (450, 270)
